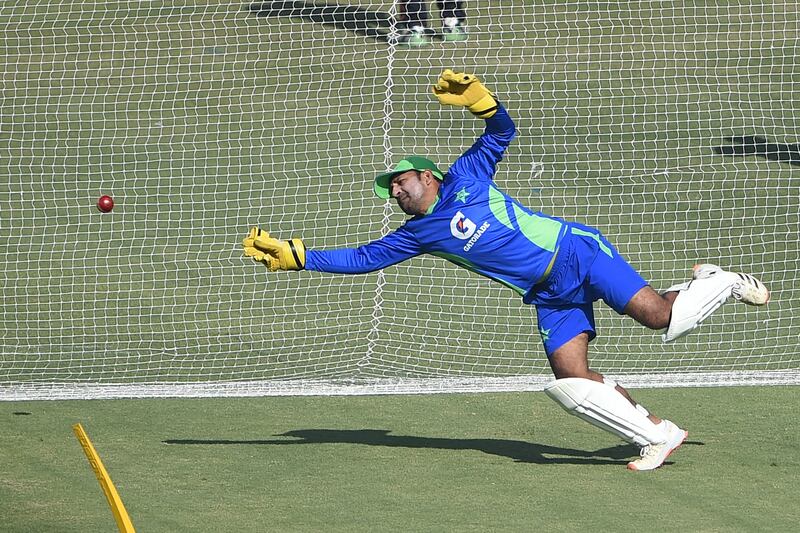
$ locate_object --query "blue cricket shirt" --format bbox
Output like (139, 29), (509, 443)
(304, 105), (570, 301)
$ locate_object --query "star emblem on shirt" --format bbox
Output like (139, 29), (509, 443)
(455, 187), (470, 203)
(539, 328), (551, 343)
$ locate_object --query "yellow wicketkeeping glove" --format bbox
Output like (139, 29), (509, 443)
(242, 227), (306, 271)
(432, 69), (498, 118)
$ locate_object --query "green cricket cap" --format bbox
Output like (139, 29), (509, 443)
(373, 156), (444, 199)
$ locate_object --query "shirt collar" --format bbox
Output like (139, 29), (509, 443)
(424, 193), (440, 215)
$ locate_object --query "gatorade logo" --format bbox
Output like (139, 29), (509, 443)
(450, 211), (477, 240)
(463, 221), (490, 251)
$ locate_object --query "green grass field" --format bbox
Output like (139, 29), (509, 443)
(3, 387), (800, 532)
(1, 2), (799, 530)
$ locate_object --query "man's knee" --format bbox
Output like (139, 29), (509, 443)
(548, 333), (597, 380)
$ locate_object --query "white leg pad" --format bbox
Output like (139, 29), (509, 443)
(663, 274), (736, 342)
(544, 378), (665, 447)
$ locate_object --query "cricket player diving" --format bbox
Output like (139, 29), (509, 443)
(243, 69), (770, 471)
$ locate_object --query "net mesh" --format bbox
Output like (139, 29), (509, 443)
(1, 1), (798, 400)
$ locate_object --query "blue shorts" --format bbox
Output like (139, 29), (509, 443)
(526, 223), (648, 357)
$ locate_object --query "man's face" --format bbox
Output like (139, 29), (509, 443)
(390, 170), (434, 215)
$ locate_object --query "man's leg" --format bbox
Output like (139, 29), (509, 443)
(545, 332), (687, 470)
(437, 1), (467, 21)
(574, 224), (768, 341)
(622, 285), (676, 330)
(535, 228), (690, 469)
(402, 0), (430, 26)
(393, 1), (433, 46)
(622, 265), (769, 342)
(437, 1), (468, 41)
(548, 332), (662, 425)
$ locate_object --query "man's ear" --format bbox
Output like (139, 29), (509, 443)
(421, 169), (436, 186)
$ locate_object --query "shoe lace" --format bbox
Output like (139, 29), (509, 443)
(731, 283), (744, 300)
(638, 444), (660, 460)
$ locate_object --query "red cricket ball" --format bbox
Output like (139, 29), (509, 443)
(97, 195), (114, 213)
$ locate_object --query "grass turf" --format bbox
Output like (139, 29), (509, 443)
(1, 4), (798, 530)
(3, 386), (799, 532)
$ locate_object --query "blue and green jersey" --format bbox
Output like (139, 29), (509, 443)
(304, 105), (570, 301)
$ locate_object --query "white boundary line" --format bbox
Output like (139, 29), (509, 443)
(2, 371), (798, 400)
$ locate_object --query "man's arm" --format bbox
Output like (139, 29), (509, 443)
(432, 70), (517, 182)
(243, 225), (422, 274)
(304, 226), (421, 274)
(446, 105), (516, 182)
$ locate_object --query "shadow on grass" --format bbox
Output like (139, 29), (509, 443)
(164, 428), (701, 466)
(248, 1), (393, 42)
(713, 135), (800, 166)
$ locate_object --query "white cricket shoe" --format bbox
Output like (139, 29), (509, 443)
(692, 263), (770, 306)
(627, 420), (688, 471)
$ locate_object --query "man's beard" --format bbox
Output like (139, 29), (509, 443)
(396, 194), (420, 215)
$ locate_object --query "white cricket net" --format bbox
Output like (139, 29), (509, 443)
(1, 1), (798, 400)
